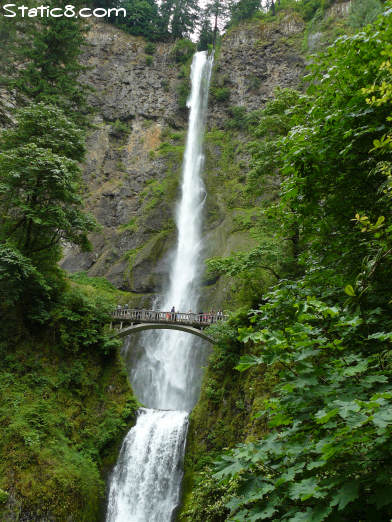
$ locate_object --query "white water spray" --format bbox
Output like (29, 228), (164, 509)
(106, 51), (214, 522)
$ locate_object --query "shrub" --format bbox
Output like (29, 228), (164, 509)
(111, 119), (129, 136)
(211, 87), (230, 102)
(172, 39), (196, 64)
(145, 55), (153, 66)
(144, 42), (156, 55)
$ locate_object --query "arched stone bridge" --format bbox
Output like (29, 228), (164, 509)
(111, 309), (228, 344)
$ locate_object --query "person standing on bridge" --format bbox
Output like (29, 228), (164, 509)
(171, 306), (175, 321)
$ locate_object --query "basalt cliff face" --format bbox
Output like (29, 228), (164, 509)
(60, 12), (307, 307)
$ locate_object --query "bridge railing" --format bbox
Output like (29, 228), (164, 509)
(111, 308), (228, 325)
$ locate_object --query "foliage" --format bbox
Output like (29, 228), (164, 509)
(0, 105), (96, 267)
(229, 0), (262, 26)
(206, 319), (245, 373)
(93, 0), (202, 40)
(182, 4), (392, 521)
(207, 246), (280, 280)
(10, 0), (88, 119)
(50, 286), (121, 354)
(116, 0), (161, 39)
(145, 41), (156, 54)
(0, 313), (138, 520)
(215, 278), (392, 520)
(348, 0), (383, 30)
(0, 244), (53, 317)
(111, 118), (130, 136)
(198, 0), (231, 49)
(198, 16), (216, 52)
(160, 0), (199, 39)
(172, 39), (196, 64)
(180, 467), (235, 522)
(246, 88), (304, 196)
(178, 78), (192, 109)
(211, 86), (231, 102)
(0, 4), (139, 519)
(0, 103), (85, 160)
(269, 0), (332, 22)
(0, 489), (8, 504)
(225, 106), (261, 131)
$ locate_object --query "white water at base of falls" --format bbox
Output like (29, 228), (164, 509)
(106, 409), (188, 522)
(106, 51), (214, 522)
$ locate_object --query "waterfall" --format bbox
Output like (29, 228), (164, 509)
(106, 409), (188, 522)
(106, 51), (214, 522)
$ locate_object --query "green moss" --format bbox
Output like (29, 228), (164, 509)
(125, 245), (142, 271)
(118, 216), (138, 233)
(69, 271), (132, 304)
(203, 128), (247, 219)
(124, 228), (174, 291)
(0, 333), (138, 521)
(177, 79), (191, 110)
(137, 137), (184, 218)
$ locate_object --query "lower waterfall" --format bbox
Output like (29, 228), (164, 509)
(106, 50), (214, 521)
(106, 409), (188, 522)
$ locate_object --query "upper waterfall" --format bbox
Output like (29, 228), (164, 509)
(164, 51), (213, 312)
(128, 51), (214, 412)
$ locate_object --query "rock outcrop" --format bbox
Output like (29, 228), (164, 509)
(209, 12), (305, 127)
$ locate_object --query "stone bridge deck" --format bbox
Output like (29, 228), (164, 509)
(111, 309), (228, 329)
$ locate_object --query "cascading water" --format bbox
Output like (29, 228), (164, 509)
(106, 51), (214, 522)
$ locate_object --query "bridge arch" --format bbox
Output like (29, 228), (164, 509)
(113, 323), (215, 344)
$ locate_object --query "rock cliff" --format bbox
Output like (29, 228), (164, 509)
(61, 11), (309, 308)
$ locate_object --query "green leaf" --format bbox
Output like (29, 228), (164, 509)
(330, 482), (359, 511)
(315, 408), (339, 424)
(235, 355), (263, 372)
(288, 505), (332, 522)
(372, 408), (392, 430)
(344, 285), (356, 296)
(289, 478), (324, 501)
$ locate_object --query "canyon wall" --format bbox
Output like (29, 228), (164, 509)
(60, 12), (308, 309)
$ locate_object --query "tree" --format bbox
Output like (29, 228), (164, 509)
(14, 0), (87, 118)
(200, 0), (231, 47)
(0, 104), (96, 266)
(229, 0), (261, 26)
(159, 0), (199, 39)
(116, 0), (161, 39)
(198, 15), (215, 51)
